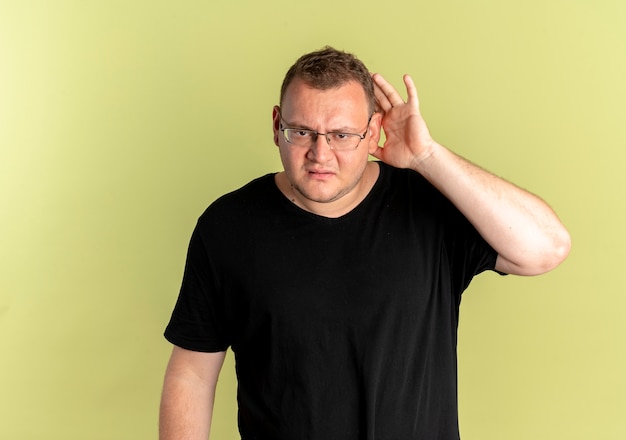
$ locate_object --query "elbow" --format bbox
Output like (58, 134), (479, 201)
(532, 227), (572, 275)
(551, 227), (572, 269)
(501, 227), (572, 276)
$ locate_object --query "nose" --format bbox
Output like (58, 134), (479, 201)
(307, 134), (333, 162)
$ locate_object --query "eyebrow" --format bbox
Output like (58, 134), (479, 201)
(281, 118), (313, 130)
(281, 118), (361, 133)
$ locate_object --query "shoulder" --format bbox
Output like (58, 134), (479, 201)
(206, 173), (276, 211)
(194, 173), (278, 229)
(376, 161), (445, 203)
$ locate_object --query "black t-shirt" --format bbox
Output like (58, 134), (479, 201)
(165, 162), (498, 440)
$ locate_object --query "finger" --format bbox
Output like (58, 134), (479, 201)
(371, 73), (393, 111)
(372, 73), (405, 108)
(403, 74), (420, 110)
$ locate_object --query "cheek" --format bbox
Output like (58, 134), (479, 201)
(335, 151), (368, 177)
(278, 145), (298, 169)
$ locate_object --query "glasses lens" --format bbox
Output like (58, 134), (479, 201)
(284, 129), (314, 146)
(282, 128), (362, 150)
(328, 133), (360, 150)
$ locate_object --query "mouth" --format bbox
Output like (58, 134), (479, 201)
(307, 169), (335, 179)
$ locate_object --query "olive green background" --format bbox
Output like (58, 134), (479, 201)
(1, 1), (624, 439)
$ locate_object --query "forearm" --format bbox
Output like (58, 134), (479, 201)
(159, 348), (226, 440)
(412, 142), (571, 275)
(159, 374), (213, 439)
(371, 72), (570, 274)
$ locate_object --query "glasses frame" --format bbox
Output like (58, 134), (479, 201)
(279, 112), (374, 151)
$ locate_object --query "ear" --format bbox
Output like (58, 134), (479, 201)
(272, 106), (281, 147)
(366, 112), (383, 155)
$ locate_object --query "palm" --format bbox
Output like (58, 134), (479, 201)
(371, 74), (434, 169)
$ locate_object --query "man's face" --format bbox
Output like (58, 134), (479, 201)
(273, 78), (380, 214)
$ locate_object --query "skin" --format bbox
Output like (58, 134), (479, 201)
(369, 73), (570, 275)
(159, 71), (571, 439)
(272, 78), (383, 218)
(159, 347), (225, 440)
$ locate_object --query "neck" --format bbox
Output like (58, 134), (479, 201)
(275, 162), (380, 218)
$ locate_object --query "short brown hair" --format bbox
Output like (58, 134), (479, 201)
(280, 46), (376, 114)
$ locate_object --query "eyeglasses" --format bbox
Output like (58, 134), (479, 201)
(279, 113), (373, 151)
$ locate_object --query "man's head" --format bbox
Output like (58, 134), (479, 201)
(272, 47), (383, 217)
(279, 46), (376, 115)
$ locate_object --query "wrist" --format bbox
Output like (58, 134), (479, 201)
(409, 140), (440, 173)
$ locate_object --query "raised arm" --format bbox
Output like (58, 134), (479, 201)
(371, 73), (571, 276)
(159, 346), (226, 440)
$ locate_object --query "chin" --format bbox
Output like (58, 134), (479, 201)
(296, 184), (352, 205)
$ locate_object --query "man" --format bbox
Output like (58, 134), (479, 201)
(159, 47), (570, 440)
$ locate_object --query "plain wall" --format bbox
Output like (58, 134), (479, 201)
(1, 0), (624, 439)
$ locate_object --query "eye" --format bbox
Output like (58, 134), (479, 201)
(292, 129), (312, 138)
(330, 132), (352, 142)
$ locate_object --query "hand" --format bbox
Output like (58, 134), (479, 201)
(371, 73), (436, 170)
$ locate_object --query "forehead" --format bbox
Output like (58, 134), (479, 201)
(281, 78), (369, 121)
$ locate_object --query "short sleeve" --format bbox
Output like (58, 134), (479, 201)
(164, 218), (230, 352)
